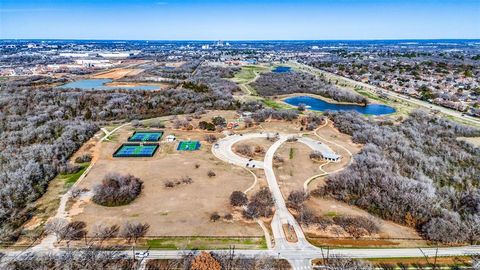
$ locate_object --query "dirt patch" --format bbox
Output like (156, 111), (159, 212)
(93, 68), (144, 79)
(105, 81), (173, 90)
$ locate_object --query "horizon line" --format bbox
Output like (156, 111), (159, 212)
(2, 38), (480, 42)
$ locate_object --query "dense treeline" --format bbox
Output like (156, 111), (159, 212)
(187, 65), (241, 98)
(251, 71), (368, 104)
(316, 110), (480, 243)
(0, 76), (239, 240)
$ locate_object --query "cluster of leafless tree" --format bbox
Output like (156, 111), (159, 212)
(187, 65), (241, 99)
(287, 190), (379, 238)
(92, 173), (143, 207)
(251, 71), (368, 104)
(251, 108), (299, 122)
(2, 246), (132, 270)
(0, 88), (98, 240)
(230, 191), (248, 207)
(300, 113), (326, 131)
(0, 77), (239, 240)
(316, 110), (480, 243)
(6, 75), (69, 87)
(242, 188), (275, 220)
(3, 219), (150, 270)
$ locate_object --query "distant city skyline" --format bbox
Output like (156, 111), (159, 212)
(1, 0), (479, 40)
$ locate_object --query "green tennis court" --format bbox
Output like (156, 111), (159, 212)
(128, 131), (164, 142)
(113, 143), (159, 157)
(177, 141), (201, 151)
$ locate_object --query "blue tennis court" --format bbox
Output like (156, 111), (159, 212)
(128, 131), (164, 142)
(113, 143), (159, 157)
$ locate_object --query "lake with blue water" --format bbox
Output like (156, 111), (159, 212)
(272, 66), (292, 73)
(58, 79), (160, 91)
(284, 95), (395, 115)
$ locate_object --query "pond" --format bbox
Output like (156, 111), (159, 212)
(283, 95), (395, 115)
(272, 66), (292, 73)
(58, 79), (160, 91)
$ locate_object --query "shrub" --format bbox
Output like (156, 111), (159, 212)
(204, 134), (217, 144)
(230, 191), (248, 207)
(287, 190), (308, 209)
(212, 116), (226, 127)
(235, 144), (253, 157)
(92, 173), (143, 207)
(254, 146), (265, 155)
(75, 153), (92, 163)
(164, 176), (193, 188)
(207, 170), (216, 178)
(210, 212), (221, 222)
(59, 164), (81, 174)
(164, 181), (175, 188)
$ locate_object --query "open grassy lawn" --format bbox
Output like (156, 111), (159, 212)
(144, 236), (267, 250)
(365, 256), (473, 269)
(262, 99), (293, 110)
(232, 65), (271, 84)
(60, 163), (90, 188)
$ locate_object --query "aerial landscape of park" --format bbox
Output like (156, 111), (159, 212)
(0, 0), (480, 269)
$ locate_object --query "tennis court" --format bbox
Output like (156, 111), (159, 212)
(128, 131), (164, 142)
(177, 141), (201, 151)
(113, 143), (159, 157)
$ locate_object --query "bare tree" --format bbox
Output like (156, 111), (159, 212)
(230, 191), (248, 207)
(44, 218), (68, 242)
(92, 223), (120, 243)
(120, 221), (150, 261)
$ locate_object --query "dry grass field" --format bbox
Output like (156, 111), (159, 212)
(71, 126), (263, 237)
(66, 111), (271, 239)
(458, 136), (480, 148)
(232, 138), (275, 160)
(275, 142), (320, 195)
(93, 68), (144, 79)
(104, 81), (173, 89)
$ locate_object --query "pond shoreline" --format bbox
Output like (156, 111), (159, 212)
(274, 93), (367, 106)
(282, 94), (396, 115)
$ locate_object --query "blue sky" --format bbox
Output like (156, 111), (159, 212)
(1, 0), (479, 40)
